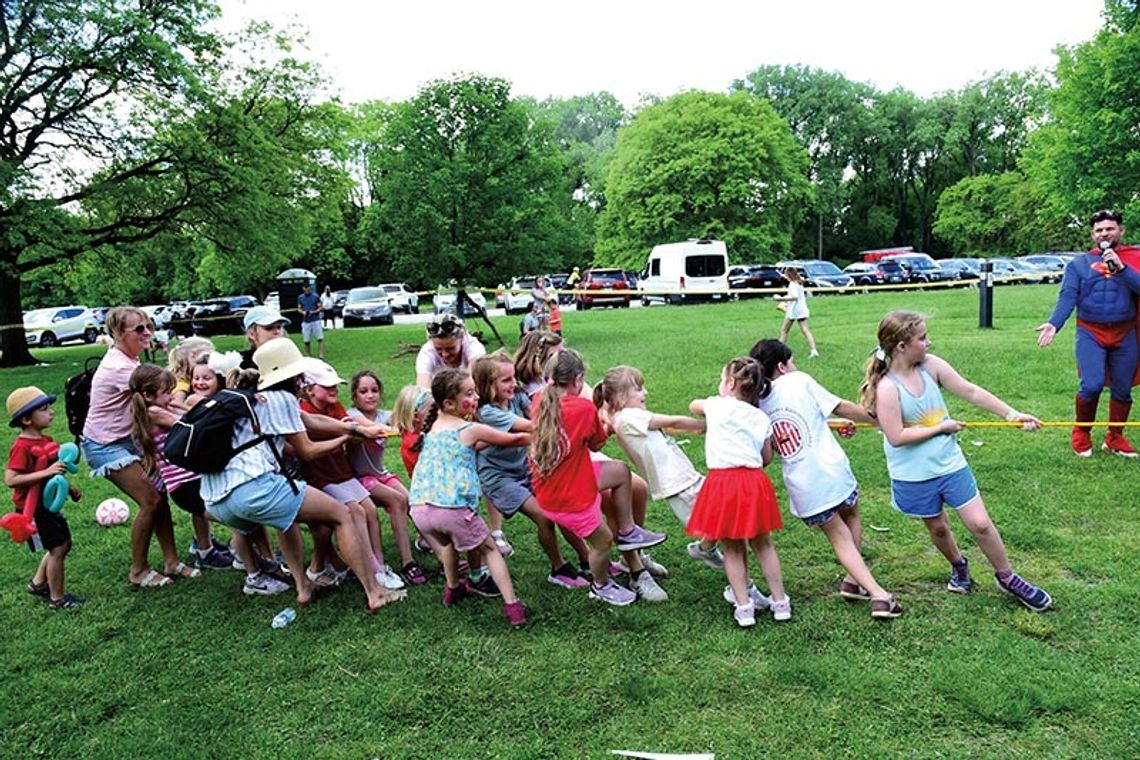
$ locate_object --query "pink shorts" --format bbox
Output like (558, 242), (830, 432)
(540, 496), (604, 539)
(359, 472), (405, 494)
(409, 505), (489, 552)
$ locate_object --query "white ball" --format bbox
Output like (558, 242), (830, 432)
(95, 497), (130, 527)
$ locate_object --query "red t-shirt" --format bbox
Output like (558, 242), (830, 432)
(400, 432), (420, 478)
(298, 399), (355, 488)
(7, 434), (56, 510)
(529, 393), (607, 512)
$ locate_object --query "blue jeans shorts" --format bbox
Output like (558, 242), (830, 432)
(205, 472), (305, 534)
(891, 466), (979, 519)
(802, 488), (859, 528)
(81, 436), (142, 478)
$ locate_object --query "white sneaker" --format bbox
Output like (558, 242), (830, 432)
(618, 551), (669, 578)
(633, 570), (668, 602)
(687, 541), (725, 569)
(809, 349), (820, 358)
(242, 572), (290, 596)
(771, 595), (792, 622)
(491, 530), (514, 557)
(375, 565), (407, 590)
(734, 601), (756, 628)
(722, 582), (771, 610)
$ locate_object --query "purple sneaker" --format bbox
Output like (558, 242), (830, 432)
(997, 572), (1052, 612)
(442, 583), (469, 607)
(615, 524), (666, 552)
(503, 600), (528, 627)
(547, 563), (589, 589)
(588, 580), (636, 607)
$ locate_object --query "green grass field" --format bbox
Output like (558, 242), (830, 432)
(2, 286), (1138, 759)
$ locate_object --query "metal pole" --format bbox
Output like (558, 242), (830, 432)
(979, 261), (993, 328)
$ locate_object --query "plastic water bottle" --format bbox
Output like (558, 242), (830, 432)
(271, 607), (296, 628)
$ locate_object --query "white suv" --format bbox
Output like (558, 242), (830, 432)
(24, 306), (101, 347)
(378, 283), (419, 314)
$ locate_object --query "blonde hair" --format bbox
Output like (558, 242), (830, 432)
(594, 365), (644, 415)
(531, 349), (586, 477)
(472, 350), (515, 409)
(859, 310), (927, 410)
(514, 330), (563, 388)
(105, 306), (149, 341)
(391, 384), (431, 434)
(167, 337), (216, 383)
(128, 364), (177, 475)
(227, 367), (260, 391)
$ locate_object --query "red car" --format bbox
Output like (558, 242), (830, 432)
(575, 268), (633, 309)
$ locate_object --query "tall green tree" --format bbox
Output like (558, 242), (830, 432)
(595, 91), (812, 269)
(370, 74), (574, 290)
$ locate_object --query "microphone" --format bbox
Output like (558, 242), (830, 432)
(1100, 240), (1120, 274)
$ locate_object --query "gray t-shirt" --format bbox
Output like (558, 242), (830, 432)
(475, 395), (531, 487)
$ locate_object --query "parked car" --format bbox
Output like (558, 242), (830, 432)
(433, 285), (488, 316)
(189, 295), (260, 336)
(341, 286), (395, 327)
(378, 283), (419, 314)
(994, 258), (1051, 285)
(264, 292), (280, 311)
(843, 260), (908, 287)
(547, 272), (574, 304)
(936, 259), (981, 282)
(641, 239), (730, 305)
(882, 253), (951, 284)
(728, 265), (784, 297)
(776, 260), (855, 289)
(1018, 254), (1066, 283)
(576, 268), (633, 309)
(501, 277), (539, 315)
(331, 290), (349, 320)
(140, 304), (172, 328)
(168, 300), (204, 337)
(23, 306), (101, 347)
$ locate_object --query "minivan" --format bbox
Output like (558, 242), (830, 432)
(639, 239), (730, 305)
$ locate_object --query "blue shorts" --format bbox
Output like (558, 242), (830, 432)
(891, 467), (979, 519)
(205, 472), (305, 534)
(802, 488), (859, 528)
(82, 436), (141, 478)
(483, 475), (533, 518)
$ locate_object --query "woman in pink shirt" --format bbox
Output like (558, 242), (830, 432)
(82, 307), (191, 588)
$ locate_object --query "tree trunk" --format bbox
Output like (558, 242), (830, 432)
(0, 264), (37, 367)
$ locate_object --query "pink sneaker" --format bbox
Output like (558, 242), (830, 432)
(442, 583), (468, 607)
(503, 600), (528, 627)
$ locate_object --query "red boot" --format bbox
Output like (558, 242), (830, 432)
(1072, 395), (1098, 457)
(1103, 398), (1137, 457)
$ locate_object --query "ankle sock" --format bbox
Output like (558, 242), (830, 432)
(995, 569), (1013, 582)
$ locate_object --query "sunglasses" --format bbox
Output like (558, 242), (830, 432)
(427, 319), (462, 338)
(1091, 209), (1123, 225)
(130, 323), (153, 334)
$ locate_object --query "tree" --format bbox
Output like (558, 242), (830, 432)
(370, 74), (574, 290)
(595, 91), (812, 269)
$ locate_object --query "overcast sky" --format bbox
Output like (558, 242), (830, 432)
(216, 0), (1106, 105)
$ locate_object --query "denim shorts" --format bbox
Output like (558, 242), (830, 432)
(81, 436), (141, 478)
(802, 488), (859, 528)
(205, 471), (304, 534)
(891, 466), (979, 518)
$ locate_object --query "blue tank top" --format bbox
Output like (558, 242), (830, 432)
(408, 424), (481, 509)
(882, 366), (967, 482)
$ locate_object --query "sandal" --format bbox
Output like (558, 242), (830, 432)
(166, 562), (202, 580)
(49, 593), (87, 610)
(305, 567), (338, 589)
(130, 569), (173, 589)
(26, 580), (51, 599)
(401, 561), (428, 586)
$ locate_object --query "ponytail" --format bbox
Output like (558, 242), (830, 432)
(859, 310), (926, 411)
(127, 364), (176, 476)
(530, 349), (586, 477)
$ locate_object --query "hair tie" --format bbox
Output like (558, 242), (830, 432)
(874, 346), (887, 362)
(413, 387), (429, 411)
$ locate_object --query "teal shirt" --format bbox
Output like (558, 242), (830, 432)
(882, 366), (968, 482)
(408, 424), (480, 509)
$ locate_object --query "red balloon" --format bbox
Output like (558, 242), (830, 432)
(0, 512), (35, 543)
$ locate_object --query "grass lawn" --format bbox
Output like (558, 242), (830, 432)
(2, 285), (1138, 759)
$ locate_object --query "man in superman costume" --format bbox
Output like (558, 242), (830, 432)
(1037, 209), (1140, 456)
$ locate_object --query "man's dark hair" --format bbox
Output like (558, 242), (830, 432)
(1090, 209), (1124, 226)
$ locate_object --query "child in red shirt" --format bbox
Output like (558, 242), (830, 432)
(529, 349), (667, 606)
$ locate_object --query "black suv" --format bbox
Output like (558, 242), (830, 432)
(728, 265), (784, 298)
(190, 295), (260, 336)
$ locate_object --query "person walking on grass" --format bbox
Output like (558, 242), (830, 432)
(751, 339), (902, 620)
(1036, 209), (1140, 457)
(320, 286), (335, 330)
(688, 358), (790, 628)
(6, 387), (85, 609)
(862, 310), (1052, 612)
(775, 267), (819, 358)
(297, 283), (325, 359)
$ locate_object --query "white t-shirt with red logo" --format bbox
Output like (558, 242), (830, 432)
(757, 371), (856, 518)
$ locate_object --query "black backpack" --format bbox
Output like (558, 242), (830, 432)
(64, 356), (102, 442)
(163, 389), (296, 491)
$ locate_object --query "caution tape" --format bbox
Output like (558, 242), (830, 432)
(827, 420), (1140, 428)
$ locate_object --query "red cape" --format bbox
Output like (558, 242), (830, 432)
(1109, 245), (1140, 385)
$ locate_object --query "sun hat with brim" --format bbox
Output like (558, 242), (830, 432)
(303, 360), (347, 388)
(243, 305), (291, 331)
(254, 338), (322, 391)
(7, 386), (57, 428)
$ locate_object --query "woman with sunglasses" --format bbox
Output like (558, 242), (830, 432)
(82, 306), (192, 588)
(415, 313), (487, 388)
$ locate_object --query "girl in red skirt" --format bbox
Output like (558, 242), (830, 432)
(689, 357), (789, 628)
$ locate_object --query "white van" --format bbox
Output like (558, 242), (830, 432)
(639, 239), (730, 305)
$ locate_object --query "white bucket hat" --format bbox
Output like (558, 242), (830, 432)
(253, 338), (321, 390)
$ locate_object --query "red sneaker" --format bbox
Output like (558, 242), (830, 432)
(1072, 426), (1093, 457)
(1103, 431), (1138, 457)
